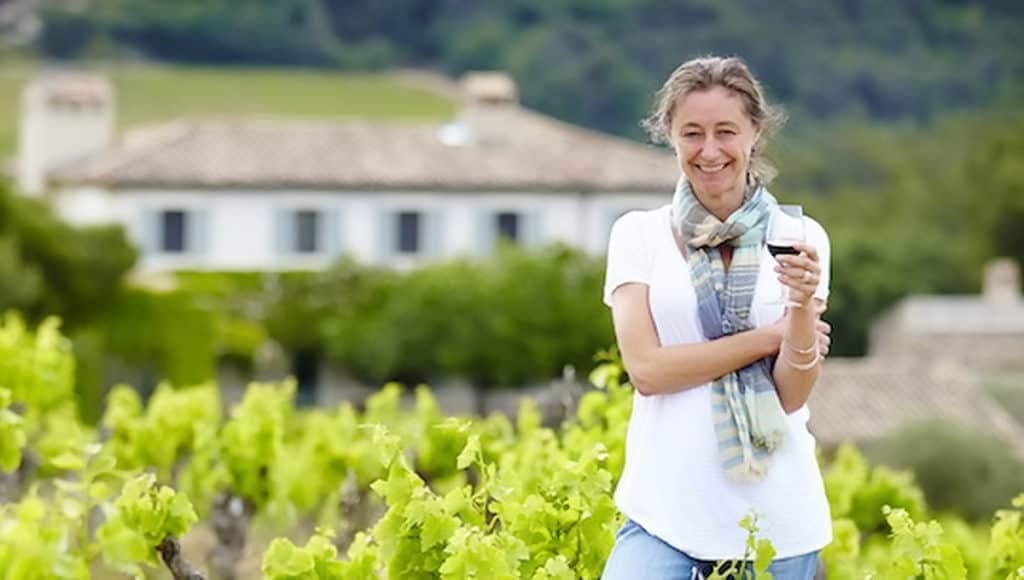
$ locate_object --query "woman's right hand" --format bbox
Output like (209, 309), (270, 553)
(766, 303), (832, 357)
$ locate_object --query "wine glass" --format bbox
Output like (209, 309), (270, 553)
(765, 204), (806, 305)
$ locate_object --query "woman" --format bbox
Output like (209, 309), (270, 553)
(601, 56), (832, 579)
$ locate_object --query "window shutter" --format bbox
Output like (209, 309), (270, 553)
(427, 209), (444, 258)
(141, 208), (160, 254)
(189, 208), (210, 256)
(323, 208), (341, 257)
(274, 207), (295, 255)
(525, 210), (544, 247)
(476, 209), (495, 255)
(377, 209), (394, 262)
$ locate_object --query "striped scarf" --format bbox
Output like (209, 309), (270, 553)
(671, 176), (786, 482)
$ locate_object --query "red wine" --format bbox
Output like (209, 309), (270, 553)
(767, 243), (800, 258)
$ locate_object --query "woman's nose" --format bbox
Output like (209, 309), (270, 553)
(697, 135), (722, 157)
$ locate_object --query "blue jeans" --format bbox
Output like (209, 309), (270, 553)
(602, 519), (820, 580)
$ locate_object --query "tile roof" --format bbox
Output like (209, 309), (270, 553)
(807, 358), (1024, 459)
(53, 107), (679, 192)
(874, 296), (1024, 335)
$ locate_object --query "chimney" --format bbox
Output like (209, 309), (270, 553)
(17, 72), (115, 195)
(446, 71), (519, 146)
(983, 258), (1021, 304)
(461, 70), (518, 106)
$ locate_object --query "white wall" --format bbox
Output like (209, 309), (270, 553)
(55, 187), (672, 272)
(53, 186), (114, 224)
(582, 193), (672, 253)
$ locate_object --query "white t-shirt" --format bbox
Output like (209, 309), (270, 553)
(602, 204), (832, 560)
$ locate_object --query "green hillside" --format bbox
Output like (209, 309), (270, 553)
(0, 64), (455, 161)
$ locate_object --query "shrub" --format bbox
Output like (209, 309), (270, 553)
(862, 419), (1024, 522)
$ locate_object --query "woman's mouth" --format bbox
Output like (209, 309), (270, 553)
(695, 162), (729, 175)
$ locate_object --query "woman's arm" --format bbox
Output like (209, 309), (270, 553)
(771, 242), (828, 413)
(611, 282), (783, 396)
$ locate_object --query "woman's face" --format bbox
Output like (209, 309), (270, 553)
(668, 85), (761, 219)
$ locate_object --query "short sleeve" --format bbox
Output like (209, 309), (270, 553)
(603, 211), (653, 307)
(805, 216), (831, 303)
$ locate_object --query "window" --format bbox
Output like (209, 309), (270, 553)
(161, 210), (187, 253)
(295, 210), (320, 253)
(397, 211), (421, 253)
(496, 212), (520, 243)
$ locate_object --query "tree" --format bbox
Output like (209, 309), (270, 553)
(0, 181), (136, 327)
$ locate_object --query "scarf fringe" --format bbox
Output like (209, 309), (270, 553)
(746, 389), (787, 452)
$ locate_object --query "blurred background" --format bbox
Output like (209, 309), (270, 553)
(1, 0), (1023, 522)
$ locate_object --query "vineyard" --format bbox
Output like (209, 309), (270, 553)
(1, 314), (1022, 579)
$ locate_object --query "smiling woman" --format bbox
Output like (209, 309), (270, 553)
(601, 56), (832, 580)
(642, 57), (787, 220)
(670, 86), (759, 220)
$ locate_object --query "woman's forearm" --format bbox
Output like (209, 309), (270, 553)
(612, 283), (793, 398)
(772, 304), (821, 413)
(629, 328), (781, 396)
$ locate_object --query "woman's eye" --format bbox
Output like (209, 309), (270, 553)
(683, 132), (700, 138)
(717, 129), (736, 136)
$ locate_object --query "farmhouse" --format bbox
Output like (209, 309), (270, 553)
(17, 71), (677, 273)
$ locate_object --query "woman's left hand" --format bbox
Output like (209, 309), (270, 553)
(774, 242), (820, 308)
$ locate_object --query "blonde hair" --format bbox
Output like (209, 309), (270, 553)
(641, 55), (786, 184)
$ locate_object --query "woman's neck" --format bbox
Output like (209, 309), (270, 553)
(693, 185), (745, 222)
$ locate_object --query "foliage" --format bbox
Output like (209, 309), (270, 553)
(0, 387), (26, 472)
(219, 380), (296, 510)
(989, 377), (1024, 427)
(988, 494), (1024, 579)
(101, 382), (221, 481)
(0, 182), (136, 327)
(32, 0), (1024, 137)
(172, 270), (272, 365)
(872, 506), (968, 579)
(0, 317), (202, 577)
(273, 244), (613, 388)
(824, 443), (926, 534)
(0, 318), (1023, 578)
(96, 473), (199, 573)
(94, 287), (219, 391)
(705, 514), (775, 580)
(37, 6), (98, 59)
(86, 0), (340, 66)
(0, 313), (76, 417)
(961, 112), (1024, 266)
(262, 529), (355, 579)
(862, 420), (1024, 523)
(0, 181), (136, 417)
